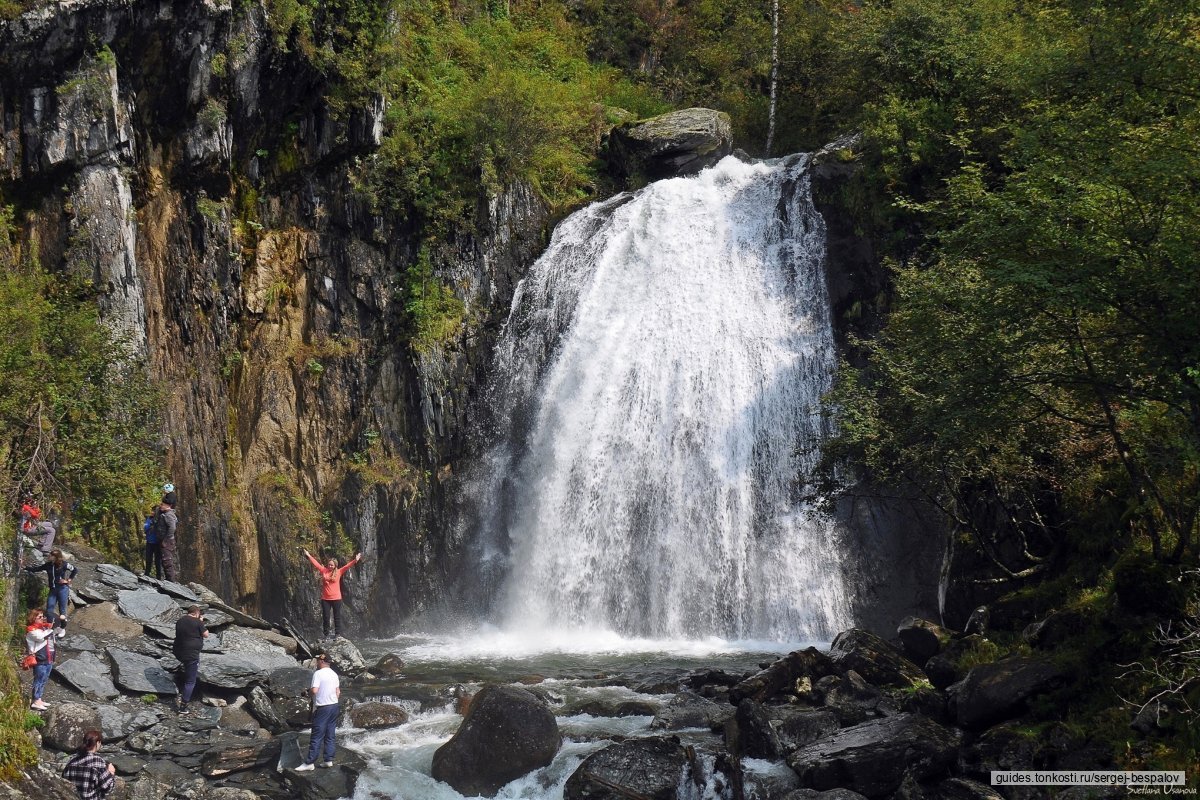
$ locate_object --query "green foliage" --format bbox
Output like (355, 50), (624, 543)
(403, 247), (465, 354)
(0, 634), (37, 778)
(822, 0), (1200, 571)
(195, 196), (224, 224)
(140, 693), (157, 704)
(0, 202), (164, 559)
(198, 98), (227, 131)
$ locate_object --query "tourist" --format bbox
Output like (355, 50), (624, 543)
(62, 729), (116, 800)
(294, 652), (340, 771)
(143, 505), (163, 579)
(25, 608), (64, 710)
(172, 604), (208, 715)
(25, 547), (77, 632)
(155, 500), (180, 581)
(302, 548), (363, 639)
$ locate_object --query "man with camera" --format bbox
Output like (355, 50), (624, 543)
(172, 605), (208, 715)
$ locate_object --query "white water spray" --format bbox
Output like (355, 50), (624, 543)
(466, 155), (851, 641)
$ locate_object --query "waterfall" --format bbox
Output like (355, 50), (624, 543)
(462, 154), (852, 642)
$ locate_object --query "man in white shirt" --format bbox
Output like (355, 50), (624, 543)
(294, 653), (340, 771)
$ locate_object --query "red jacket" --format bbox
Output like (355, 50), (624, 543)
(306, 553), (360, 601)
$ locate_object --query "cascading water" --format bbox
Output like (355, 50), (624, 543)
(462, 154), (852, 643)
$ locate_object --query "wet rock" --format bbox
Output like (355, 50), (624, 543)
(728, 701), (841, 759)
(42, 702), (103, 752)
(200, 738), (282, 777)
(814, 673), (889, 726)
(787, 713), (960, 798)
(348, 701), (409, 730)
(897, 617), (952, 663)
(281, 748), (365, 800)
(607, 107), (733, 182)
(563, 735), (690, 800)
(107, 647), (178, 695)
(829, 629), (926, 689)
(373, 653), (405, 677)
(56, 652), (120, 700)
(567, 697), (659, 718)
(319, 636), (367, 675)
(431, 684), (560, 796)
(950, 656), (1069, 729)
(650, 691), (736, 732)
(730, 648), (836, 704)
(268, 667), (314, 700)
(117, 590), (183, 626)
(246, 685), (290, 734)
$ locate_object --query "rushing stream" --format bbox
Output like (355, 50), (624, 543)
(349, 155), (851, 797)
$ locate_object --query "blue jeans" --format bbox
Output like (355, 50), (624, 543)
(46, 585), (69, 625)
(31, 663), (51, 701)
(305, 703), (339, 764)
(178, 659), (199, 705)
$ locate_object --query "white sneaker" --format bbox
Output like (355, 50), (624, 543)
(294, 763), (315, 772)
(319, 761), (334, 768)
(30, 700), (48, 710)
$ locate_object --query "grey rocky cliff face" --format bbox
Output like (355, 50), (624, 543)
(0, 0), (549, 636)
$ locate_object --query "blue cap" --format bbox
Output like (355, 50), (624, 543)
(163, 483), (175, 493)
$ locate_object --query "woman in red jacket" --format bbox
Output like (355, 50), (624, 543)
(302, 549), (363, 640)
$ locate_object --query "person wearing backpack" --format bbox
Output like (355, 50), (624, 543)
(25, 607), (65, 710)
(143, 507), (163, 579)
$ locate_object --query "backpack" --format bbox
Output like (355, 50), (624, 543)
(144, 515), (157, 545)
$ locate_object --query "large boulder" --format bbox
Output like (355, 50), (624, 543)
(42, 702), (103, 752)
(606, 107), (732, 183)
(319, 637), (368, 676)
(897, 617), (952, 663)
(431, 685), (560, 796)
(196, 651), (296, 689)
(348, 701), (409, 730)
(650, 691), (736, 732)
(727, 701), (841, 759)
(787, 713), (960, 798)
(829, 629), (926, 689)
(564, 736), (690, 800)
(116, 589), (182, 626)
(730, 648), (836, 704)
(950, 656), (1069, 729)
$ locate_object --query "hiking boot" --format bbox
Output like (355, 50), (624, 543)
(294, 763), (315, 772)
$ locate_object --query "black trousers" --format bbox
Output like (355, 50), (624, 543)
(321, 599), (342, 637)
(144, 541), (163, 578)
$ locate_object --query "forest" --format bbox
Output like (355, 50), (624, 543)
(0, 0), (1197, 778)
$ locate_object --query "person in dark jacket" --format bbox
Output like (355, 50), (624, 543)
(143, 507), (163, 579)
(172, 604), (208, 715)
(25, 548), (77, 632)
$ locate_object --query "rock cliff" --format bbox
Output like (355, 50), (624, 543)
(0, 0), (549, 636)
